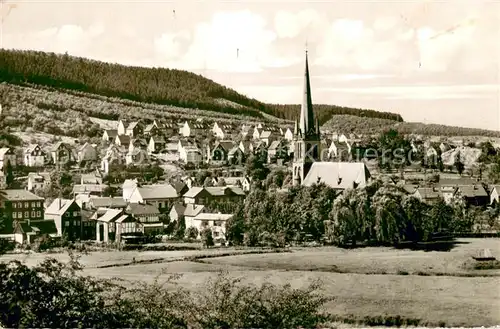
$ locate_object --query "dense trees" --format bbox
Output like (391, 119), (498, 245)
(323, 115), (500, 138)
(226, 179), (482, 247)
(1, 49), (402, 123)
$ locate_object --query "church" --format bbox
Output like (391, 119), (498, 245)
(292, 51), (371, 190)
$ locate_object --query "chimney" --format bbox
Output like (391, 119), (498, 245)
(58, 197), (62, 210)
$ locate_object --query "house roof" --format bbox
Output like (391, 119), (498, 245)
(268, 140), (282, 151)
(205, 186), (245, 196)
(127, 122), (140, 130)
(165, 142), (178, 151)
(1, 189), (44, 201)
(27, 172), (51, 181)
(96, 208), (123, 223)
(170, 202), (186, 216)
(144, 124), (155, 132)
(45, 198), (78, 216)
(193, 213), (233, 221)
(116, 135), (131, 145)
(151, 135), (166, 143)
(25, 144), (43, 154)
(116, 214), (135, 223)
(14, 220), (58, 235)
(81, 173), (102, 185)
(215, 141), (234, 152)
(136, 184), (178, 199)
(78, 142), (95, 152)
(402, 184), (419, 194)
(30, 220), (58, 235)
(439, 178), (479, 186)
(223, 177), (243, 186)
(260, 131), (272, 139)
(183, 186), (204, 198)
(416, 187), (441, 200)
(126, 203), (160, 216)
(72, 184), (107, 194)
(184, 204), (205, 217)
(456, 185), (488, 198)
(302, 162), (370, 190)
(0, 147), (13, 159)
(173, 181), (188, 194)
(89, 197), (127, 209)
(104, 129), (118, 138)
(490, 185), (500, 193)
(51, 141), (71, 152)
(228, 146), (241, 156)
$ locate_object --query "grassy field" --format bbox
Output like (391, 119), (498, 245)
(2, 238), (499, 327)
(202, 238), (500, 276)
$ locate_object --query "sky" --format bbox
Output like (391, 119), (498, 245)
(1, 0), (499, 130)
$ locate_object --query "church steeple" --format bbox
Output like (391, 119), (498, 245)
(299, 50), (315, 136)
(292, 49), (321, 187)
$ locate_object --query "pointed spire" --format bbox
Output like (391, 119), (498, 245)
(299, 50), (315, 137)
(294, 119), (299, 135)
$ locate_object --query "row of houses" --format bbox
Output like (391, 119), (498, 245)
(0, 174), (248, 244)
(104, 119), (295, 142)
(406, 178), (495, 207)
(0, 142), (97, 169)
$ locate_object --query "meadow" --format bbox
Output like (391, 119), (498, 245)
(2, 238), (499, 327)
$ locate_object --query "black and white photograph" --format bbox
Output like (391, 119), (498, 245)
(0, 0), (499, 328)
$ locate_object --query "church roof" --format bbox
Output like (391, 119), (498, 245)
(302, 162), (370, 190)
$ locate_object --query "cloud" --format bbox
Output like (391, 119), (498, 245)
(317, 84), (500, 100)
(274, 9), (323, 39)
(165, 10), (286, 73)
(153, 31), (191, 60)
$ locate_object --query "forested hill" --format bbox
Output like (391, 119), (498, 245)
(0, 49), (403, 123)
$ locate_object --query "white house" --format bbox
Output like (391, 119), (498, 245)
(27, 172), (51, 191)
(0, 147), (17, 169)
(117, 119), (128, 136)
(24, 144), (46, 167)
(284, 127), (294, 141)
(184, 207), (232, 241)
(77, 143), (98, 163)
(127, 183), (179, 212)
(490, 185), (500, 205)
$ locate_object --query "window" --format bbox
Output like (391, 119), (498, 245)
(37, 202), (41, 207)
(75, 220), (80, 227)
(17, 212), (22, 219)
(13, 212), (17, 219)
(65, 221), (69, 227)
(73, 211), (79, 217)
(31, 211), (35, 217)
(37, 211), (41, 217)
(31, 202), (36, 208)
(24, 211), (29, 218)
(13, 203), (16, 209)
(24, 202), (29, 208)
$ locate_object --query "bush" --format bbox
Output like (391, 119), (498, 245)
(0, 257), (330, 329)
(185, 227), (199, 240)
(200, 228), (214, 248)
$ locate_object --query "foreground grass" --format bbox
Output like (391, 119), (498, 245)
(84, 262), (500, 327)
(202, 238), (500, 277)
(4, 238), (500, 327)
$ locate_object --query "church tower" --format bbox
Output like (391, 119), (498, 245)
(292, 50), (321, 186)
